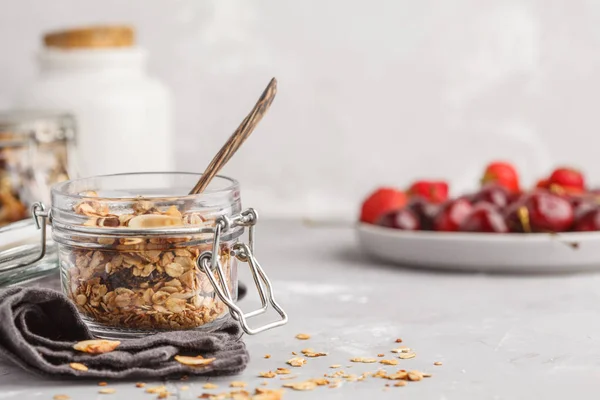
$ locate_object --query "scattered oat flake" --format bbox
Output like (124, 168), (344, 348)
(264, 354), (271, 359)
(391, 346), (411, 353)
(350, 357), (377, 363)
(73, 339), (120, 354)
(287, 357), (307, 367)
(53, 395), (70, 400)
(99, 388), (116, 394)
(157, 392), (169, 399)
(423, 372), (433, 378)
(394, 380), (407, 387)
(377, 353), (384, 357)
(310, 378), (330, 386)
(230, 381), (247, 388)
(329, 382), (341, 388)
(295, 333), (310, 340)
(146, 386), (167, 394)
(174, 355), (216, 366)
(330, 364), (341, 368)
(408, 370), (424, 381)
(380, 359), (399, 365)
(279, 375), (298, 380)
(69, 362), (88, 372)
(253, 388), (285, 399)
(276, 367), (291, 375)
(434, 361), (443, 366)
(301, 348), (328, 357)
(395, 338), (403, 343)
(398, 352), (416, 359)
(181, 386), (189, 390)
(261, 381), (269, 386)
(98, 382), (108, 386)
(135, 382), (146, 388)
(259, 371), (276, 378)
(283, 381), (317, 391)
(202, 383), (218, 389)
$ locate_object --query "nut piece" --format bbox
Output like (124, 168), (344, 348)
(283, 381), (318, 391)
(98, 382), (108, 386)
(295, 333), (311, 340)
(380, 359), (399, 365)
(350, 357), (377, 363)
(394, 381), (407, 387)
(69, 362), (88, 372)
(174, 355), (216, 366)
(287, 357), (307, 367)
(127, 214), (183, 229)
(434, 361), (443, 366)
(230, 381), (247, 388)
(407, 370), (423, 381)
(395, 338), (403, 343)
(135, 383), (146, 388)
(98, 388), (116, 394)
(203, 383), (218, 389)
(73, 339), (121, 354)
(398, 352), (416, 359)
(264, 354), (271, 359)
(259, 371), (276, 378)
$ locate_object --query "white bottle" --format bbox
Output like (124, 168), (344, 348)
(15, 26), (173, 178)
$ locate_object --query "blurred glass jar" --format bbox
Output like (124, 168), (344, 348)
(0, 111), (74, 226)
(15, 26), (173, 177)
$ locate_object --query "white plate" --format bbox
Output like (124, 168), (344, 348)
(356, 223), (600, 273)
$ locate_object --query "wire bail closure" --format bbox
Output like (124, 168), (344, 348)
(198, 208), (288, 335)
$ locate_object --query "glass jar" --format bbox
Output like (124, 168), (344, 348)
(33, 172), (286, 338)
(0, 111), (74, 226)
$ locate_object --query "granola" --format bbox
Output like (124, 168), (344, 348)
(62, 196), (236, 332)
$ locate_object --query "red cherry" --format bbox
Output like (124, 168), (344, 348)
(360, 188), (408, 224)
(525, 192), (574, 232)
(406, 196), (440, 231)
(481, 161), (520, 193)
(471, 184), (510, 210)
(434, 199), (473, 232)
(459, 203), (508, 233)
(376, 209), (420, 230)
(407, 180), (449, 204)
(573, 208), (600, 231)
(548, 167), (585, 192)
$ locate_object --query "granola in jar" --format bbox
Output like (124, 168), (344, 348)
(61, 195), (235, 331)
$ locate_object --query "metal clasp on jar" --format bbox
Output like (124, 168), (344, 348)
(198, 208), (288, 335)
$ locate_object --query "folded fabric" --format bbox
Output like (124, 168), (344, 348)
(0, 286), (249, 379)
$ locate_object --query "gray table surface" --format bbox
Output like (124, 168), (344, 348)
(1, 220), (600, 399)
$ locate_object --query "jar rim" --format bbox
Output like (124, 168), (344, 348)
(51, 171), (239, 201)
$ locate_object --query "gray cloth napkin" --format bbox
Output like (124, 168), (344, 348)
(0, 286), (249, 379)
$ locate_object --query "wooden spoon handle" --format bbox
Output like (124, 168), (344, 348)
(189, 78), (278, 195)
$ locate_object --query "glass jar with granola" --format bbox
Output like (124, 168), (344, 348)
(46, 172), (287, 338)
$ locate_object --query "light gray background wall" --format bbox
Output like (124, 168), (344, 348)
(0, 0), (597, 220)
